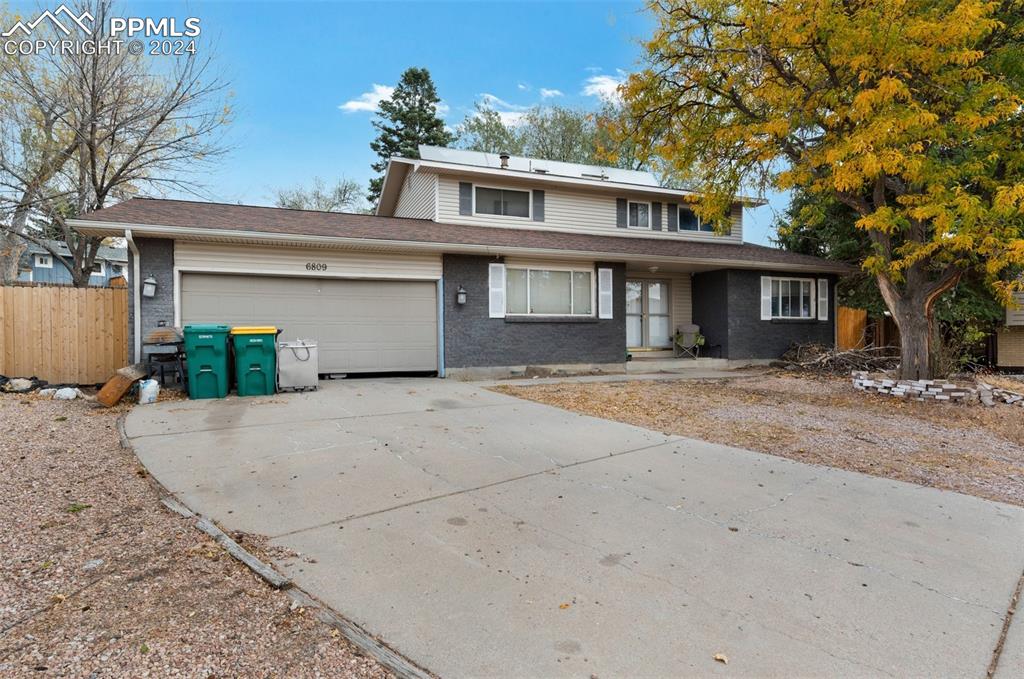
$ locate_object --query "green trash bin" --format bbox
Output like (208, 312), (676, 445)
(183, 324), (231, 399)
(231, 326), (278, 396)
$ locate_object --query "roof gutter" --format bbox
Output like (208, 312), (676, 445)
(124, 229), (142, 363)
(70, 219), (852, 274)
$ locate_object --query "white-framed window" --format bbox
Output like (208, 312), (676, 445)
(33, 254), (53, 268)
(760, 276), (816, 319)
(506, 266), (594, 316)
(90, 261), (105, 277)
(474, 185), (531, 218)
(627, 201), (651, 229)
(679, 205), (714, 233)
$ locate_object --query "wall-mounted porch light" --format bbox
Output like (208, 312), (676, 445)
(142, 275), (158, 298)
(456, 285), (467, 305)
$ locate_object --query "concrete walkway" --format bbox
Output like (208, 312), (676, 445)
(125, 378), (1024, 678)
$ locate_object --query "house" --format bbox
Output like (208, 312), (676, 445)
(995, 292), (1024, 369)
(69, 146), (848, 378)
(17, 239), (128, 286)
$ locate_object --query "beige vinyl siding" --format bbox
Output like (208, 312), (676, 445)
(1007, 292), (1024, 326)
(437, 175), (742, 243)
(627, 271), (693, 329)
(174, 242), (442, 280)
(394, 171), (437, 220)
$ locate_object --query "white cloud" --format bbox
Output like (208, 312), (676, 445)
(339, 84), (394, 113)
(478, 93), (529, 126)
(581, 73), (624, 104)
(435, 101), (450, 116)
(480, 93), (527, 111)
(517, 82), (530, 91)
(497, 110), (526, 126)
(539, 88), (563, 99)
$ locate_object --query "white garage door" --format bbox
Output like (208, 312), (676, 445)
(181, 273), (438, 374)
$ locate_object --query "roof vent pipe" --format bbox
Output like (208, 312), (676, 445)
(499, 152), (510, 169)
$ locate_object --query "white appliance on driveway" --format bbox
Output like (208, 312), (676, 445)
(277, 340), (319, 392)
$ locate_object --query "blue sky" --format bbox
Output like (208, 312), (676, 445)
(11, 0), (787, 244)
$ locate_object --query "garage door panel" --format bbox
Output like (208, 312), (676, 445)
(181, 274), (438, 373)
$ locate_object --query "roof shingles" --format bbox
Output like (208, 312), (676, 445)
(80, 198), (849, 272)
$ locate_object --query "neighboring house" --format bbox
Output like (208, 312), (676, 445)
(995, 292), (1024, 369)
(17, 240), (128, 286)
(69, 146), (848, 378)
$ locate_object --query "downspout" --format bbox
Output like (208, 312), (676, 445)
(436, 278), (445, 378)
(125, 229), (142, 363)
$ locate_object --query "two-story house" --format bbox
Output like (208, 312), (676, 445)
(70, 146), (847, 377)
(17, 239), (128, 286)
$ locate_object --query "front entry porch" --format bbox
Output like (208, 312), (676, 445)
(625, 352), (732, 372)
(626, 278), (674, 351)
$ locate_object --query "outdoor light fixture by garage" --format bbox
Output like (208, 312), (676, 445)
(456, 285), (467, 305)
(142, 275), (158, 298)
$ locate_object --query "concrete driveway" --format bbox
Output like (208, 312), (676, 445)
(125, 378), (1024, 678)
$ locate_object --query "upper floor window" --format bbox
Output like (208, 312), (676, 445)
(90, 262), (105, 277)
(475, 186), (530, 218)
(628, 201), (650, 229)
(679, 206), (714, 233)
(33, 254), (53, 268)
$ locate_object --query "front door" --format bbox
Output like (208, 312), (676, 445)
(626, 279), (671, 349)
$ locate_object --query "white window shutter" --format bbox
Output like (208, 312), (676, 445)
(817, 279), (829, 320)
(488, 263), (506, 318)
(597, 268), (613, 319)
(760, 276), (772, 320)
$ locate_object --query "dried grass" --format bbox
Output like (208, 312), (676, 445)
(494, 373), (1024, 507)
(0, 394), (391, 677)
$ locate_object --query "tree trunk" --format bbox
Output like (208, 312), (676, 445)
(877, 269), (961, 381)
(893, 304), (933, 380)
(0, 199), (34, 282)
(0, 232), (26, 283)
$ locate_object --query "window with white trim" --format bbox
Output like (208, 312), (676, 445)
(679, 205), (713, 232)
(506, 267), (593, 316)
(627, 201), (650, 229)
(33, 254), (53, 268)
(90, 262), (105, 277)
(770, 277), (815, 319)
(475, 186), (530, 218)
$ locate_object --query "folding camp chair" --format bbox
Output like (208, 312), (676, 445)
(673, 323), (702, 359)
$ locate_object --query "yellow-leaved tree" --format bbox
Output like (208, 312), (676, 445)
(614, 0), (1024, 379)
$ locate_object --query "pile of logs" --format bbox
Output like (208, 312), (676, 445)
(851, 371), (1024, 407)
(781, 343), (900, 374)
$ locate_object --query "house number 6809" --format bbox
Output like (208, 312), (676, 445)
(305, 262), (327, 271)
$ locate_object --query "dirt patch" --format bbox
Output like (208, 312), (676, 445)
(0, 394), (391, 678)
(493, 373), (1024, 507)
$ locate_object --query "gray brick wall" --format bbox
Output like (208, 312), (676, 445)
(443, 254), (626, 368)
(691, 269), (730, 357)
(693, 269), (836, 360)
(127, 237), (175, 359)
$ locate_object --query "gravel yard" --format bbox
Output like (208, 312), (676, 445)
(494, 373), (1024, 507)
(0, 393), (391, 678)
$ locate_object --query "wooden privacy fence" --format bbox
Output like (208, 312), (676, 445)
(0, 284), (129, 384)
(837, 306), (868, 351)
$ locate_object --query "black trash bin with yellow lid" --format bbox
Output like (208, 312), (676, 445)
(230, 326), (279, 396)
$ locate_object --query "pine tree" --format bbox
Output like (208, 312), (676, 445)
(368, 67), (453, 204)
